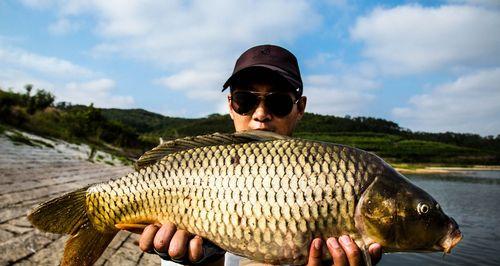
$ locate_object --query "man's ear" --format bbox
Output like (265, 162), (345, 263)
(228, 94), (235, 120)
(297, 96), (307, 117)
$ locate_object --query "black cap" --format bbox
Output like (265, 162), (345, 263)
(222, 44), (303, 96)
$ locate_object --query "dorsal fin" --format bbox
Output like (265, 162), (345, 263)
(134, 130), (288, 170)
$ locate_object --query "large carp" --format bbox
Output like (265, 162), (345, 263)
(28, 131), (462, 265)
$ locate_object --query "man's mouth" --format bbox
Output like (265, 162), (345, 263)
(251, 123), (274, 131)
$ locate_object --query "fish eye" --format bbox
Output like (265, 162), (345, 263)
(417, 202), (430, 214)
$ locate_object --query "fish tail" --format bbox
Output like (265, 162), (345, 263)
(27, 186), (117, 265)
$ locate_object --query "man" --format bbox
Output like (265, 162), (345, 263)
(139, 45), (382, 265)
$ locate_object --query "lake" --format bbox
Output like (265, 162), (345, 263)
(380, 170), (500, 266)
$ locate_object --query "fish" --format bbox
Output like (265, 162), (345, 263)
(27, 130), (462, 266)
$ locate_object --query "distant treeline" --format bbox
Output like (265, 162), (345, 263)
(1, 85), (499, 164)
(296, 113), (500, 153)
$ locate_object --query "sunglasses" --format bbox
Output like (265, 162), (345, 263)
(229, 91), (299, 117)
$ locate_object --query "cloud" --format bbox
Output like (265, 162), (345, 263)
(48, 18), (81, 35)
(60, 79), (134, 108)
(0, 69), (55, 93)
(0, 44), (133, 109)
(392, 68), (500, 135)
(155, 69), (223, 101)
(0, 71), (134, 108)
(350, 4), (500, 74)
(18, 0), (320, 112)
(0, 46), (93, 78)
(304, 74), (378, 116)
(42, 0), (321, 68)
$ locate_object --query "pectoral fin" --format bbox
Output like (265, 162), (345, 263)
(115, 223), (149, 234)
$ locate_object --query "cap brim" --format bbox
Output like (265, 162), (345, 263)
(222, 65), (301, 93)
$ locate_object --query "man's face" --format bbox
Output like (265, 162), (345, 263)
(228, 82), (307, 136)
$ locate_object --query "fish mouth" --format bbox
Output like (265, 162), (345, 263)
(438, 218), (463, 253)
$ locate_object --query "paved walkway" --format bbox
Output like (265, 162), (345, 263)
(0, 134), (159, 265)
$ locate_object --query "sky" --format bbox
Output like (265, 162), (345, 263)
(1, 0), (499, 136)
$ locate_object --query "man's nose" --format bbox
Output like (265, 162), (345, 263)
(252, 100), (272, 121)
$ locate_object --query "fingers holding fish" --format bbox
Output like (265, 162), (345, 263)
(139, 224), (160, 253)
(326, 237), (348, 266)
(338, 235), (362, 266)
(153, 222), (177, 254)
(368, 243), (382, 265)
(310, 236), (380, 266)
(188, 235), (204, 262)
(142, 222), (204, 263)
(306, 238), (323, 266)
(168, 228), (192, 260)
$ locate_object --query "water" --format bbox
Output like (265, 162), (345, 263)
(381, 170), (500, 266)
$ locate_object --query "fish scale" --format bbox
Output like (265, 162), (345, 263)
(84, 139), (380, 264)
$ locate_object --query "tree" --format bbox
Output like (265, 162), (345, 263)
(33, 89), (55, 110)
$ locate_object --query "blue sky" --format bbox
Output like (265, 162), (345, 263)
(1, 0), (499, 135)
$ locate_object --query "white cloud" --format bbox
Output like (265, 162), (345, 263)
(42, 0), (320, 68)
(155, 69), (223, 101)
(0, 40), (134, 108)
(60, 79), (134, 108)
(350, 4), (500, 74)
(48, 18), (81, 35)
(304, 74), (378, 116)
(0, 46), (93, 78)
(0, 42), (135, 107)
(0, 71), (134, 108)
(18, 0), (320, 112)
(392, 68), (500, 135)
(154, 68), (229, 117)
(0, 69), (55, 93)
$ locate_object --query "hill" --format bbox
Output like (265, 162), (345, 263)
(1, 86), (499, 165)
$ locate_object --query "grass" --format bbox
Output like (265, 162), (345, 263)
(295, 132), (493, 165)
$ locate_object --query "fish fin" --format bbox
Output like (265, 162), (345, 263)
(135, 131), (288, 170)
(27, 186), (89, 234)
(62, 221), (117, 266)
(115, 223), (148, 234)
(28, 186), (118, 265)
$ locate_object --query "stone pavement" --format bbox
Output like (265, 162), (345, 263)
(0, 134), (159, 265)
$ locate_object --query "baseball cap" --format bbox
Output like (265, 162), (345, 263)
(222, 44), (303, 96)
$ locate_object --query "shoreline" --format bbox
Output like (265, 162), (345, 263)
(394, 164), (500, 174)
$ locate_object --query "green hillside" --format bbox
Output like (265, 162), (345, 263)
(1, 86), (499, 165)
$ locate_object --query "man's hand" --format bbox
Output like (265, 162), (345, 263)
(139, 223), (204, 262)
(307, 236), (382, 266)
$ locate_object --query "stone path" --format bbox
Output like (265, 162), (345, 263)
(0, 133), (159, 265)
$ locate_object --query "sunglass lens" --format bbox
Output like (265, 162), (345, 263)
(266, 93), (294, 117)
(232, 92), (258, 115)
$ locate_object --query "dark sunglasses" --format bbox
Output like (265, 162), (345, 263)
(229, 91), (299, 117)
